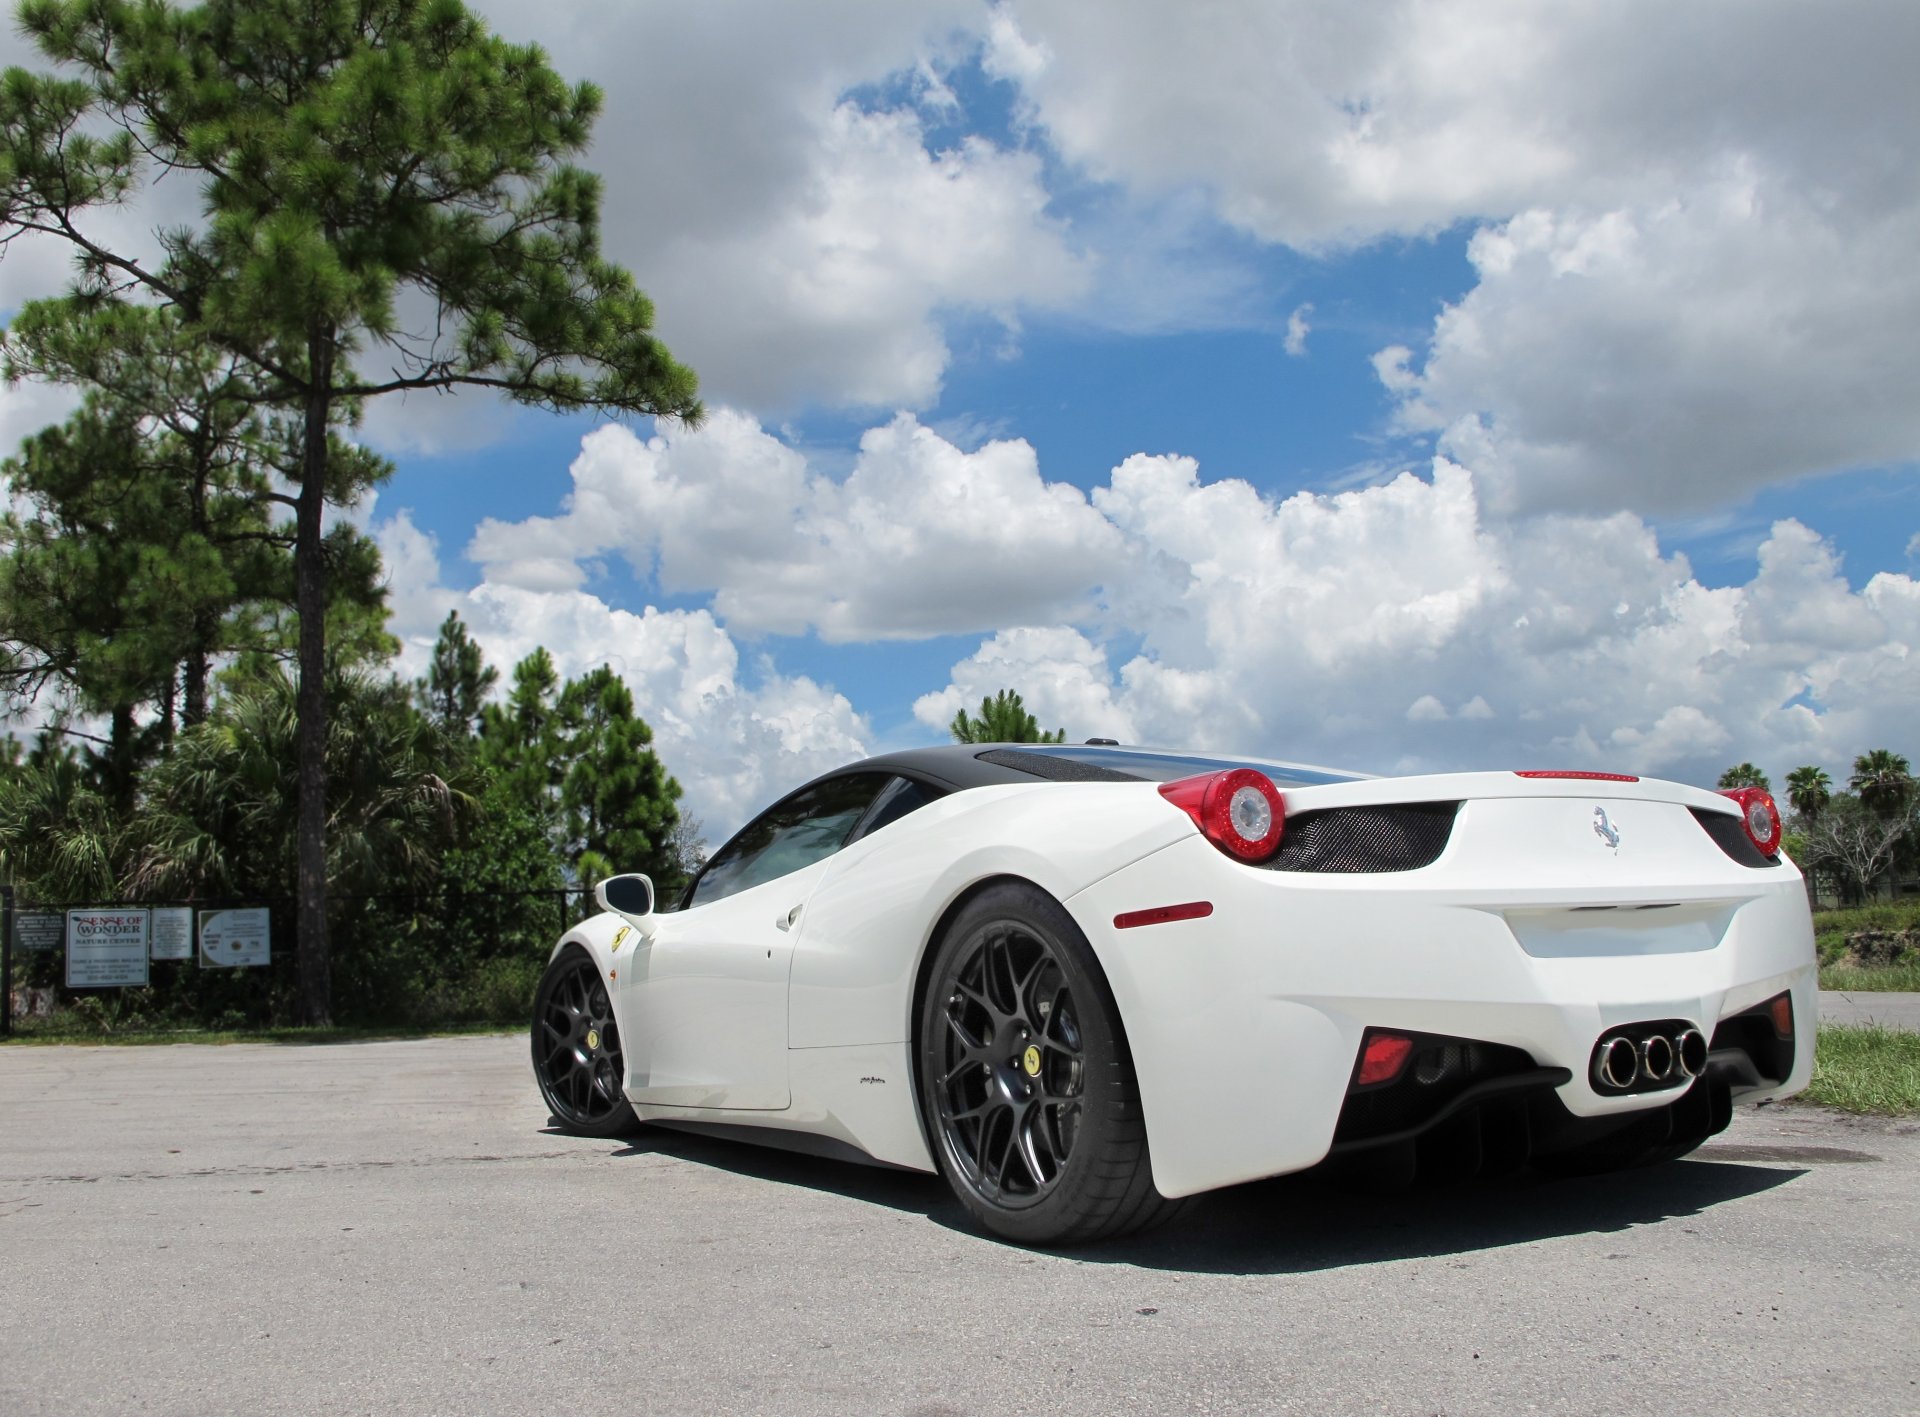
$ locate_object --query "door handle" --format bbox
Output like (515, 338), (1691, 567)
(776, 903), (803, 931)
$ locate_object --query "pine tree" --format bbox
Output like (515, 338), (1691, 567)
(948, 689), (1066, 745)
(3, 0), (699, 1020)
(417, 610), (498, 739)
(555, 667), (682, 892)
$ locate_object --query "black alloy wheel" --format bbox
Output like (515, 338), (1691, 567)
(917, 882), (1180, 1245)
(532, 945), (637, 1137)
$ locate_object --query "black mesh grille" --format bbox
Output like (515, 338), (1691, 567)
(973, 748), (1140, 782)
(1689, 808), (1779, 868)
(1266, 802), (1458, 873)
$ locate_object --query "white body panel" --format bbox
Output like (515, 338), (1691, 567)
(550, 769), (1815, 1198)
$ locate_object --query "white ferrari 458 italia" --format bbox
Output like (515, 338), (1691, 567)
(531, 743), (1813, 1244)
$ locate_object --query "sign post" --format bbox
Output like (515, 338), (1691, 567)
(2, 884), (13, 1039)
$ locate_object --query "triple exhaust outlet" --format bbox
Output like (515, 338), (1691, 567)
(1591, 1027), (1709, 1093)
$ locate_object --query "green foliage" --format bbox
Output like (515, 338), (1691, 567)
(2, 0), (700, 1024)
(417, 609), (497, 738)
(478, 647), (563, 806)
(0, 740), (118, 900)
(474, 650), (682, 891)
(1716, 762), (1770, 791)
(948, 689), (1066, 745)
(556, 666), (683, 891)
(1850, 749), (1915, 820)
(1786, 765), (1832, 821)
(129, 666), (472, 900)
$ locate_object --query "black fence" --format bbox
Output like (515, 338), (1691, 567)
(0, 883), (599, 1035)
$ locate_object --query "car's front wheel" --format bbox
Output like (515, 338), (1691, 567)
(532, 945), (637, 1137)
(917, 882), (1179, 1245)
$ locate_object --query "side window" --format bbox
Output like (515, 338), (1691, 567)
(687, 773), (891, 908)
(850, 775), (945, 843)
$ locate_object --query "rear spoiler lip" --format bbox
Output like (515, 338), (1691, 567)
(1272, 770), (1733, 815)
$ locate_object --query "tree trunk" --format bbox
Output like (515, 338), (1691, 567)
(106, 702), (137, 811)
(183, 444), (211, 728)
(294, 335), (334, 1026)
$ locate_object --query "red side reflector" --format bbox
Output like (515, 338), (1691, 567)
(1769, 993), (1794, 1038)
(1355, 1031), (1415, 1087)
(1113, 901), (1214, 930)
(1515, 770), (1641, 782)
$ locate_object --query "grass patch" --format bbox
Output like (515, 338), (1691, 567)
(0, 1017), (516, 1047)
(1804, 1023), (1920, 1115)
(1820, 962), (1920, 992)
(1812, 900), (1920, 965)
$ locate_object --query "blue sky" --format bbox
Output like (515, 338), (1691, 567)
(5, 2), (1918, 836)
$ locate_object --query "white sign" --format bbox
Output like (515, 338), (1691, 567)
(150, 907), (194, 962)
(66, 909), (151, 988)
(199, 908), (270, 969)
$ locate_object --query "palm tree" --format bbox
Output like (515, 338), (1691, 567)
(1849, 749), (1914, 820)
(1716, 763), (1771, 791)
(130, 668), (471, 900)
(0, 745), (119, 901)
(1785, 766), (1831, 821)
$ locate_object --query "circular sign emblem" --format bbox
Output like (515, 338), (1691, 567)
(585, 1028), (600, 1052)
(1022, 1045), (1042, 1077)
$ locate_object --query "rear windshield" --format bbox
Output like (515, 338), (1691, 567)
(977, 745), (1366, 787)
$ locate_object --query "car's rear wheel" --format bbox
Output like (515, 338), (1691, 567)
(917, 882), (1179, 1245)
(532, 945), (637, 1137)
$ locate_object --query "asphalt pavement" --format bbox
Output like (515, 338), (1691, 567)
(1818, 989), (1920, 1030)
(2, 1033), (1916, 1416)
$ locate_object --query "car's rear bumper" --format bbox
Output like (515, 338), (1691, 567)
(1066, 833), (1817, 1199)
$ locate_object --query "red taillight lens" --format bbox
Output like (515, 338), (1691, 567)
(1159, 769), (1285, 863)
(1717, 787), (1782, 856)
(1354, 1030), (1415, 1087)
(1514, 770), (1641, 782)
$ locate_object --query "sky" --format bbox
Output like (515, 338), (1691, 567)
(3, 1), (1918, 841)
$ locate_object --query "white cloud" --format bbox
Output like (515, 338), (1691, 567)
(467, 408), (1126, 642)
(1385, 185), (1920, 515)
(912, 626), (1137, 741)
(914, 451), (1920, 789)
(1283, 303), (1313, 358)
(989, 0), (1920, 511)
(474, 0), (1086, 413)
(376, 512), (868, 836)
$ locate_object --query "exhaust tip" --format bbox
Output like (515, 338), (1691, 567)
(1639, 1034), (1676, 1084)
(1593, 1035), (1640, 1090)
(1675, 1028), (1708, 1078)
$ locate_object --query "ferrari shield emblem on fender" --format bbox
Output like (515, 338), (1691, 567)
(612, 925), (631, 950)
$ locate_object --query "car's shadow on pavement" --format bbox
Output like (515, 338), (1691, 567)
(566, 1120), (1810, 1275)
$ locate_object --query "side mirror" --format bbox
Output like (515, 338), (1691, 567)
(595, 873), (656, 930)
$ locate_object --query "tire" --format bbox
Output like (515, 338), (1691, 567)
(532, 944), (638, 1137)
(916, 882), (1180, 1245)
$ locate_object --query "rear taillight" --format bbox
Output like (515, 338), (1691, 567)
(1159, 769), (1286, 863)
(1717, 786), (1783, 856)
